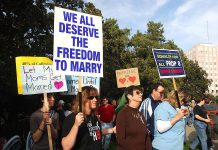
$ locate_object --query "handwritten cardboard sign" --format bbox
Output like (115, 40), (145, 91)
(15, 56), (53, 94)
(61, 76), (100, 95)
(153, 49), (186, 78)
(53, 7), (103, 77)
(21, 65), (67, 95)
(116, 68), (140, 88)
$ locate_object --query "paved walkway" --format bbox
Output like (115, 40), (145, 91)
(186, 125), (218, 149)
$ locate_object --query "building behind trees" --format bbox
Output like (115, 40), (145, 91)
(186, 43), (218, 96)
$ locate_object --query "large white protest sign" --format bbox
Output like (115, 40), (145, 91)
(61, 76), (100, 95)
(21, 65), (67, 95)
(53, 7), (103, 77)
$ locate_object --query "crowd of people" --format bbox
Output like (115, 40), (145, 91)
(0, 83), (216, 150)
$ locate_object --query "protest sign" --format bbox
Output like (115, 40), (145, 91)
(53, 7), (103, 77)
(61, 76), (100, 95)
(153, 49), (186, 79)
(116, 68), (140, 88)
(21, 65), (67, 95)
(15, 56), (53, 94)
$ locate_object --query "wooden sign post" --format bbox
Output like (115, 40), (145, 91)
(78, 76), (82, 112)
(172, 78), (181, 108)
(43, 93), (53, 150)
(152, 49), (186, 109)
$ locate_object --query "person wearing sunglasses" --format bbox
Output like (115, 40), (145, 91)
(97, 97), (116, 150)
(61, 86), (115, 150)
(116, 85), (151, 150)
(139, 82), (165, 141)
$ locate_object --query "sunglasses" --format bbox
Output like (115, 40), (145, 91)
(136, 91), (143, 95)
(87, 96), (99, 100)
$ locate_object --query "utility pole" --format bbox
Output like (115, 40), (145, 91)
(206, 20), (210, 43)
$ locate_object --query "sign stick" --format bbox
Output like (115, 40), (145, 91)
(172, 78), (181, 108)
(43, 93), (53, 150)
(78, 76), (82, 112)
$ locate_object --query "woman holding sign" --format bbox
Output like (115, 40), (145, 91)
(61, 86), (115, 150)
(152, 90), (187, 150)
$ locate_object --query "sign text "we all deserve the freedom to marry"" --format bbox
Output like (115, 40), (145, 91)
(54, 8), (103, 76)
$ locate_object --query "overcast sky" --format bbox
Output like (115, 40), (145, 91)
(85, 0), (218, 52)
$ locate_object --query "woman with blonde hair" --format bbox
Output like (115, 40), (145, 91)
(61, 86), (115, 150)
(152, 90), (187, 150)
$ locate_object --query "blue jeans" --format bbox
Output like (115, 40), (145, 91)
(190, 120), (208, 150)
(101, 122), (113, 150)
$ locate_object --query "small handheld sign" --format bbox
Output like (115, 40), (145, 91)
(152, 49), (186, 79)
(115, 68), (140, 88)
(20, 65), (67, 95)
(153, 49), (186, 108)
(61, 76), (100, 95)
(15, 56), (52, 94)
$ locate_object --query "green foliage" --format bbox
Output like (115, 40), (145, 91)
(215, 96), (218, 103)
(0, 0), (212, 106)
(121, 21), (211, 98)
(101, 18), (130, 98)
(0, 0), (101, 97)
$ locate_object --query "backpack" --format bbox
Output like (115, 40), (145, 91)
(3, 135), (22, 150)
(26, 131), (34, 150)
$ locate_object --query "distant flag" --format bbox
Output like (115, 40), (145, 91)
(115, 93), (126, 113)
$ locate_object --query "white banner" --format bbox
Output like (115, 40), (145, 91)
(53, 7), (103, 77)
(21, 65), (67, 95)
(61, 76), (100, 95)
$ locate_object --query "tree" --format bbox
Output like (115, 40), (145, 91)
(0, 0), (101, 112)
(0, 0), (212, 115)
(126, 22), (169, 95)
(100, 18), (130, 98)
(125, 21), (211, 97)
